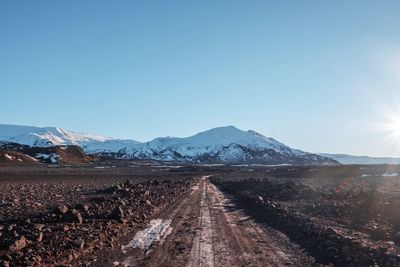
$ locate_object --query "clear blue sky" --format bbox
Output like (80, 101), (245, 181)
(1, 1), (400, 157)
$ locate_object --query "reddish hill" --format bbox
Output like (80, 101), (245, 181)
(0, 142), (94, 164)
(53, 145), (94, 164)
(0, 149), (38, 164)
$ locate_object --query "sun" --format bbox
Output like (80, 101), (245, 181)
(385, 113), (400, 138)
(381, 106), (400, 150)
(372, 103), (400, 157)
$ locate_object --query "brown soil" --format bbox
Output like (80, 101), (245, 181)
(2, 164), (400, 266)
(0, 164), (194, 266)
(95, 177), (314, 267)
(0, 149), (38, 164)
(212, 165), (400, 266)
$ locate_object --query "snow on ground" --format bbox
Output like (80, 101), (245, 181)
(35, 153), (60, 163)
(382, 172), (398, 177)
(233, 163), (292, 167)
(361, 174), (372, 177)
(122, 219), (173, 253)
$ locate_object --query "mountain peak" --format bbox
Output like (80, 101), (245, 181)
(213, 125), (241, 131)
(197, 125), (243, 135)
(0, 123), (337, 164)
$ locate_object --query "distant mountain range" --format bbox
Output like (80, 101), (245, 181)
(0, 124), (139, 152)
(319, 153), (400, 165)
(0, 124), (336, 165)
(2, 124), (398, 165)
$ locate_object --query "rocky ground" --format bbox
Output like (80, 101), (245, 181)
(2, 164), (400, 266)
(0, 164), (195, 266)
(93, 177), (316, 267)
(211, 165), (400, 266)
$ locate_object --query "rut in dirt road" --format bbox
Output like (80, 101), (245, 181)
(109, 177), (314, 267)
(187, 178), (214, 267)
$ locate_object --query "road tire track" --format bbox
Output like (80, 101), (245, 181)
(187, 178), (215, 267)
(103, 177), (315, 267)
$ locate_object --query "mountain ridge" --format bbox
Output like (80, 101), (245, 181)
(320, 153), (400, 165)
(0, 123), (140, 152)
(0, 124), (336, 165)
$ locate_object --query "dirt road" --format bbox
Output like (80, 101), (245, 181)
(107, 177), (314, 267)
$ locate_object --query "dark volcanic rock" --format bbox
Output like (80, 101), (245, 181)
(9, 236), (27, 251)
(36, 232), (43, 242)
(55, 204), (68, 214)
(211, 175), (400, 267)
(0, 170), (194, 266)
(64, 209), (83, 224)
(73, 238), (85, 250)
(76, 203), (89, 212)
(393, 232), (400, 246)
(111, 206), (125, 221)
(370, 226), (387, 240)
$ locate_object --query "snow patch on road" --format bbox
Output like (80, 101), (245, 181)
(190, 185), (199, 195)
(382, 172), (398, 177)
(361, 174), (371, 177)
(122, 219), (172, 253)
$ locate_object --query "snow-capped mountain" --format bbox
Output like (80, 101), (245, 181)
(119, 126), (333, 164)
(0, 124), (337, 164)
(0, 124), (140, 153)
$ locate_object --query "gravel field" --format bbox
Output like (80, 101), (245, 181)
(2, 164), (400, 266)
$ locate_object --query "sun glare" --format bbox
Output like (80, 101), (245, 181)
(385, 113), (400, 138)
(380, 107), (400, 154)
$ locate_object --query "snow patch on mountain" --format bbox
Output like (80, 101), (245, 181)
(0, 124), (337, 164)
(0, 124), (139, 152)
(119, 126), (334, 164)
